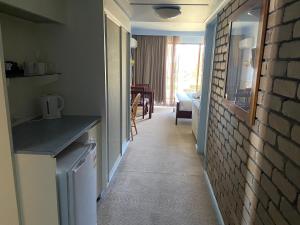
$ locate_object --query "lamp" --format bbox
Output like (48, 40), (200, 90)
(130, 38), (138, 49)
(154, 6), (181, 19)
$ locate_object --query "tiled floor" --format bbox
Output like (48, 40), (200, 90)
(98, 107), (219, 225)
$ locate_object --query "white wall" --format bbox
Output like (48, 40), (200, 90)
(0, 14), (39, 63)
(37, 0), (108, 185)
(0, 14), (57, 123)
(0, 0), (66, 23)
(37, 0), (106, 116)
(0, 26), (20, 225)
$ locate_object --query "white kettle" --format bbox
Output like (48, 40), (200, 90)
(40, 95), (64, 119)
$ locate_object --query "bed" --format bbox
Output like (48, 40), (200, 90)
(175, 92), (200, 125)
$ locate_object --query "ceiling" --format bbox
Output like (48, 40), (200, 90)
(114, 0), (228, 32)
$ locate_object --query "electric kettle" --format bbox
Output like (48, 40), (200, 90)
(40, 95), (64, 119)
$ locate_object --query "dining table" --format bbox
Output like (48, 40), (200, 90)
(131, 85), (154, 119)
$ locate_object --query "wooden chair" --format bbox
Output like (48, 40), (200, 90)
(131, 86), (149, 119)
(133, 84), (154, 114)
(235, 88), (251, 110)
(131, 93), (141, 140)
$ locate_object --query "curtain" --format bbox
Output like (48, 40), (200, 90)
(132, 35), (167, 104)
(226, 35), (243, 100)
(165, 36), (180, 105)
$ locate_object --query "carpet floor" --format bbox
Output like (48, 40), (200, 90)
(98, 107), (219, 225)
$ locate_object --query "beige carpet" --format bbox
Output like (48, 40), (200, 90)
(98, 107), (219, 225)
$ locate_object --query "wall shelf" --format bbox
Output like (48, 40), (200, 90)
(6, 73), (61, 87)
(0, 2), (64, 23)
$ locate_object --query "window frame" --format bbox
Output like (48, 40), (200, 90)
(222, 0), (269, 126)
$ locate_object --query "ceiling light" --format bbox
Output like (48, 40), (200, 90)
(154, 6), (181, 19)
(248, 7), (260, 17)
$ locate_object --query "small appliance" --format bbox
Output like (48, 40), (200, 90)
(57, 143), (97, 225)
(23, 62), (36, 75)
(36, 62), (47, 75)
(24, 62), (48, 75)
(40, 95), (64, 119)
(5, 61), (24, 77)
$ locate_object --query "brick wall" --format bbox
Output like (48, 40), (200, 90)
(206, 0), (300, 225)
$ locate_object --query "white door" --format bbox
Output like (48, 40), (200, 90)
(106, 16), (122, 178)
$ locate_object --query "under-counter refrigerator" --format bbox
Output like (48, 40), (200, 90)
(57, 142), (97, 225)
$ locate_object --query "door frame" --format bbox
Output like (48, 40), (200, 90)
(0, 25), (21, 225)
(197, 19), (217, 166)
(120, 27), (131, 156)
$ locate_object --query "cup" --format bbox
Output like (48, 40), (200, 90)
(35, 62), (47, 75)
(23, 62), (35, 75)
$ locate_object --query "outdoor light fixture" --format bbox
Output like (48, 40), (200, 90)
(154, 6), (181, 19)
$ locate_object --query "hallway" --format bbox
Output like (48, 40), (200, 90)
(98, 107), (219, 225)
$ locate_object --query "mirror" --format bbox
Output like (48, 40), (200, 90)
(224, 0), (269, 125)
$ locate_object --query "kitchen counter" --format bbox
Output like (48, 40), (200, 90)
(12, 116), (101, 157)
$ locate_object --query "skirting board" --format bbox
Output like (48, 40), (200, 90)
(122, 140), (130, 155)
(101, 141), (130, 200)
(109, 155), (122, 181)
(204, 171), (225, 225)
(109, 140), (130, 181)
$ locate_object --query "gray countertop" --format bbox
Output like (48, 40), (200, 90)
(12, 116), (100, 157)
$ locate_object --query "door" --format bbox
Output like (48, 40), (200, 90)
(105, 17), (122, 178)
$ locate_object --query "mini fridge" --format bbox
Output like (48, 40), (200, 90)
(57, 142), (97, 225)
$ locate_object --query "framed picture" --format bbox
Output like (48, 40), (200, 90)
(223, 0), (269, 125)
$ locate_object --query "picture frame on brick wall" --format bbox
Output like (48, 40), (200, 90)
(223, 0), (269, 126)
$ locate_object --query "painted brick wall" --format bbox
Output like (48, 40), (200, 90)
(206, 0), (300, 225)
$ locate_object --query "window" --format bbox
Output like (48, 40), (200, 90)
(165, 37), (204, 105)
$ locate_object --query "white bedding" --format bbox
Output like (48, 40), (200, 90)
(176, 92), (193, 111)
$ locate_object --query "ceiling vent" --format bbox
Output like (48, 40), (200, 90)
(154, 6), (181, 19)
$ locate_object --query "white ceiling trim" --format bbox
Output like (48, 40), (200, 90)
(129, 0), (210, 4)
(105, 10), (122, 27)
(104, 0), (131, 31)
(113, 0), (133, 18)
(204, 0), (231, 24)
(132, 21), (205, 32)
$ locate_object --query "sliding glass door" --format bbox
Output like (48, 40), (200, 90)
(165, 39), (204, 105)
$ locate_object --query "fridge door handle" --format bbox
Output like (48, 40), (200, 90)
(73, 158), (86, 172)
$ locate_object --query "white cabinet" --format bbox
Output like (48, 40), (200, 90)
(15, 154), (60, 225)
(192, 100), (200, 140)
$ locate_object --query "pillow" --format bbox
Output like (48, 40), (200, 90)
(193, 91), (201, 99)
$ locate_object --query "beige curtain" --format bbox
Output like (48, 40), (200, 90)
(133, 35), (167, 104)
(165, 36), (180, 105)
(227, 35), (243, 100)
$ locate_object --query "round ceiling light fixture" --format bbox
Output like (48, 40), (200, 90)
(154, 6), (181, 19)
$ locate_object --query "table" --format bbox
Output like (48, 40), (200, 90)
(131, 86), (154, 119)
(144, 87), (154, 117)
